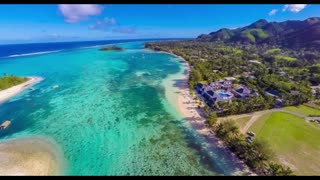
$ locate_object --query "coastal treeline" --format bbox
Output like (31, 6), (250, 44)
(0, 74), (27, 90)
(206, 113), (293, 176)
(144, 17), (320, 176)
(144, 40), (314, 175)
(145, 41), (315, 116)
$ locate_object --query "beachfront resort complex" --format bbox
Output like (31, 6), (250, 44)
(1, 4), (320, 176)
(195, 77), (258, 107)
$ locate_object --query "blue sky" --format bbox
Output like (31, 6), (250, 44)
(0, 4), (319, 44)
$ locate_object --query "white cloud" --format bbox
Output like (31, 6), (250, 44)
(89, 17), (117, 30)
(282, 4), (307, 13)
(58, 4), (103, 23)
(89, 17), (135, 34)
(268, 9), (278, 16)
(112, 27), (136, 34)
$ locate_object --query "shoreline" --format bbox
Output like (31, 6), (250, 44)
(0, 137), (63, 175)
(0, 76), (43, 104)
(160, 50), (255, 175)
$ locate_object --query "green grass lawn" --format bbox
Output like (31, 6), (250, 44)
(248, 112), (320, 175)
(267, 48), (281, 54)
(234, 116), (251, 130)
(275, 55), (297, 62)
(241, 29), (269, 43)
(284, 105), (320, 116)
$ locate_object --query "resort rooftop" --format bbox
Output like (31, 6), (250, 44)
(195, 78), (257, 107)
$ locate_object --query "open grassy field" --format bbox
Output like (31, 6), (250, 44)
(266, 48), (281, 54)
(284, 105), (320, 116)
(275, 55), (297, 62)
(248, 112), (320, 175)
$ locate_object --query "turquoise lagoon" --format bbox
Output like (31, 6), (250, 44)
(0, 41), (239, 175)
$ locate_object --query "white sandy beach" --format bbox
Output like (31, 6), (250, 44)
(0, 76), (43, 104)
(163, 52), (255, 175)
(0, 137), (63, 175)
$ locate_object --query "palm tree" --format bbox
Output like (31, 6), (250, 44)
(246, 139), (273, 168)
(266, 162), (293, 176)
(228, 124), (239, 138)
(207, 113), (217, 127)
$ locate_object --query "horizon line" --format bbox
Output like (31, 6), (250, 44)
(0, 37), (194, 46)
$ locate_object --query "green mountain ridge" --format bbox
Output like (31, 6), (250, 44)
(196, 17), (320, 50)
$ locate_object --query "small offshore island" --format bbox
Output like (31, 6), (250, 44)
(0, 74), (53, 175)
(0, 75), (28, 91)
(0, 74), (43, 103)
(99, 46), (124, 51)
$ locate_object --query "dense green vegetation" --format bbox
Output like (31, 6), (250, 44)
(144, 17), (320, 175)
(208, 117), (293, 176)
(196, 17), (320, 50)
(0, 74), (28, 90)
(99, 46), (124, 51)
(145, 40), (315, 116)
(240, 29), (269, 43)
(206, 112), (218, 126)
(266, 162), (293, 176)
(248, 112), (320, 175)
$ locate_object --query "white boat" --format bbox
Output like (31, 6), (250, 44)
(0, 120), (11, 130)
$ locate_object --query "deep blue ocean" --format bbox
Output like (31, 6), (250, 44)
(0, 38), (184, 59)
